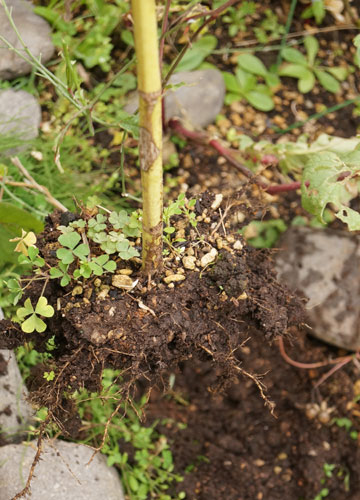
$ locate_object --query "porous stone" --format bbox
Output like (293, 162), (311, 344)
(0, 440), (125, 499)
(0, 308), (34, 441)
(112, 274), (134, 289)
(124, 69), (225, 128)
(200, 247), (218, 268)
(164, 69), (225, 127)
(0, 0), (55, 80)
(0, 89), (41, 153)
(276, 226), (360, 350)
(0, 350), (34, 441)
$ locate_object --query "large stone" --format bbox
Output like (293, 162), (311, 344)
(164, 69), (225, 127)
(124, 69), (225, 128)
(0, 0), (55, 80)
(0, 307), (34, 441)
(0, 440), (125, 499)
(0, 349), (34, 441)
(0, 89), (41, 154)
(276, 226), (360, 350)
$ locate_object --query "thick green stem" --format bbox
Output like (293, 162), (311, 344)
(132, 0), (163, 275)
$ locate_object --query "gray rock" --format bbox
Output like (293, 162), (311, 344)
(0, 349), (34, 441)
(0, 440), (125, 499)
(0, 89), (41, 154)
(276, 226), (360, 350)
(0, 0), (55, 80)
(124, 69), (225, 128)
(164, 69), (225, 127)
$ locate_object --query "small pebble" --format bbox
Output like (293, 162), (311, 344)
(72, 286), (83, 296)
(200, 247), (218, 267)
(233, 240), (243, 250)
(118, 268), (132, 275)
(112, 275), (134, 289)
(163, 274), (186, 284)
(211, 193), (223, 211)
(183, 256), (196, 270)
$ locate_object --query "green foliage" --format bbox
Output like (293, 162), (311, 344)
(17, 297), (54, 333)
(332, 417), (359, 440)
(50, 262), (71, 287)
(57, 231), (90, 265)
(35, 0), (130, 72)
(254, 9), (285, 43)
(163, 194), (197, 250)
(241, 219), (287, 248)
(175, 35), (217, 72)
(77, 369), (185, 500)
(279, 36), (348, 93)
(216, 1), (257, 37)
(302, 0), (326, 25)
(223, 52), (278, 111)
(302, 150), (360, 230)
(73, 254), (116, 278)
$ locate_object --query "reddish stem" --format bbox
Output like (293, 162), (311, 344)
(278, 337), (354, 369)
(168, 119), (354, 195)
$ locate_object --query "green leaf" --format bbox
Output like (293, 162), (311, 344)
(21, 314), (47, 333)
(302, 151), (360, 230)
(298, 71), (316, 93)
(103, 260), (116, 272)
(60, 274), (71, 287)
(281, 47), (307, 65)
(314, 69), (340, 93)
(58, 231), (81, 250)
(57, 247), (75, 265)
(235, 67), (257, 92)
(50, 267), (64, 279)
(17, 298), (34, 320)
(176, 35), (217, 72)
(313, 0), (325, 24)
(222, 72), (242, 94)
(72, 243), (90, 260)
(326, 66), (348, 81)
(279, 63), (313, 79)
(244, 90), (274, 111)
(35, 297), (54, 318)
(237, 53), (268, 77)
(304, 36), (319, 66)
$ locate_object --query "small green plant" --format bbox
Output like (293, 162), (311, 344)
(313, 462), (350, 499)
(332, 417), (358, 440)
(174, 35), (217, 73)
(278, 36), (348, 93)
(163, 194), (197, 251)
(241, 219), (287, 248)
(223, 53), (278, 111)
(301, 0), (326, 25)
(215, 1), (256, 37)
(77, 369), (186, 500)
(254, 9), (286, 44)
(16, 297), (54, 333)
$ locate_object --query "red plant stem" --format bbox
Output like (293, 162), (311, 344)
(168, 119), (354, 195)
(278, 337), (355, 370)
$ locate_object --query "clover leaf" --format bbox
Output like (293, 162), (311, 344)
(17, 297), (54, 333)
(50, 262), (71, 287)
(57, 231), (89, 264)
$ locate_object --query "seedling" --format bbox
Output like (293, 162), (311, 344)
(219, 1), (256, 37)
(56, 231), (90, 265)
(17, 297), (54, 333)
(279, 36), (348, 93)
(301, 0), (326, 25)
(223, 53), (278, 111)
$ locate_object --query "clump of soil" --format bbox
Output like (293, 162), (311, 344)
(0, 191), (302, 435)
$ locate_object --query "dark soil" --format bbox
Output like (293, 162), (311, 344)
(0, 193), (302, 439)
(146, 330), (360, 500)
